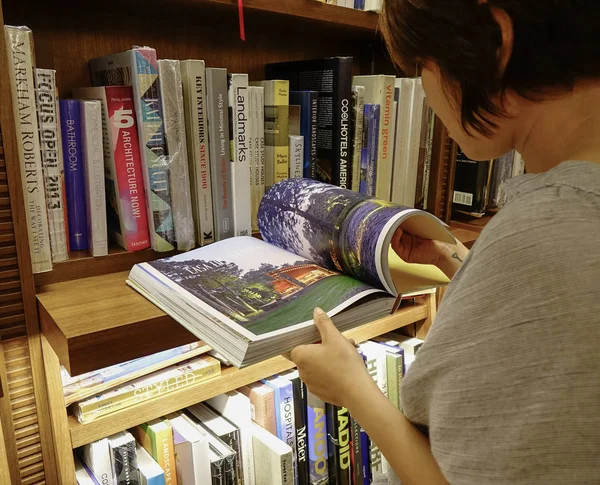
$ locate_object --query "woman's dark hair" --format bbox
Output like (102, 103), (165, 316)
(381, 0), (600, 135)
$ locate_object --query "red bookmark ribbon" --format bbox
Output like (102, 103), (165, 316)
(238, 0), (246, 41)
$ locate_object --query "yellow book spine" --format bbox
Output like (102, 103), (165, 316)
(75, 358), (221, 422)
(152, 425), (178, 485)
(273, 80), (289, 183)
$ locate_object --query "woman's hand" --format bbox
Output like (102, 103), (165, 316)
(287, 308), (378, 407)
(392, 227), (469, 279)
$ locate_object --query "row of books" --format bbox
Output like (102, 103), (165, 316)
(315, 0), (383, 11)
(6, 22), (434, 275)
(452, 148), (525, 217)
(73, 335), (424, 485)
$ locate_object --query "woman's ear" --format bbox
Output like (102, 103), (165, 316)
(489, 6), (514, 76)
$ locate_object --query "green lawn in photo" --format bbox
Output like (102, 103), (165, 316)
(245, 274), (373, 335)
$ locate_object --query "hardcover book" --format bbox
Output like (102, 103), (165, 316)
(73, 86), (151, 252)
(352, 75), (395, 201)
(89, 47), (176, 252)
(75, 456), (102, 485)
(325, 404), (351, 485)
(34, 68), (69, 263)
(127, 178), (452, 367)
(254, 87), (266, 223)
(207, 390), (256, 485)
(239, 382), (277, 435)
(266, 58), (353, 189)
(228, 73), (252, 237)
(306, 390), (328, 485)
(180, 60), (215, 246)
(60, 99), (88, 251)
(390, 79), (415, 206)
(80, 100), (108, 257)
(158, 59), (195, 251)
(414, 106), (435, 210)
(132, 418), (178, 485)
(279, 370), (309, 485)
(81, 438), (116, 485)
(5, 26), (53, 272)
(360, 104), (380, 196)
(72, 355), (220, 423)
(108, 431), (140, 485)
(250, 80), (290, 188)
(136, 444), (166, 485)
(250, 422), (294, 485)
(289, 91), (318, 179)
(206, 68), (234, 241)
(289, 135), (304, 179)
(350, 85), (365, 192)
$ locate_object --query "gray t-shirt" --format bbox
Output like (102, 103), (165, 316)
(400, 161), (600, 484)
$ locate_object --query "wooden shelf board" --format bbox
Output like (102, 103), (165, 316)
(68, 304), (427, 448)
(34, 246), (176, 287)
(37, 271), (198, 376)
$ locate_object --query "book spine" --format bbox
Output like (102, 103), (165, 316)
(333, 60), (352, 189)
(359, 430), (371, 485)
(336, 406), (352, 485)
(363, 104), (380, 197)
(289, 135), (304, 178)
(106, 87), (151, 251)
(158, 59), (195, 252)
(180, 60), (214, 246)
(307, 93), (318, 179)
(385, 352), (403, 410)
(350, 85), (365, 192)
(414, 96), (429, 210)
(228, 73), (252, 237)
(421, 106), (435, 211)
(247, 87), (257, 233)
(211, 457), (226, 485)
(306, 391), (328, 485)
(75, 359), (221, 422)
(152, 425), (178, 485)
(80, 100), (108, 257)
(59, 99), (88, 251)
(290, 376), (309, 485)
(111, 439), (139, 485)
(273, 80), (290, 184)
(206, 68), (234, 241)
(255, 87), (266, 203)
(273, 383), (297, 484)
(82, 439), (116, 485)
(5, 26), (53, 272)
(363, 349), (386, 480)
(377, 77), (395, 200)
(34, 69), (68, 263)
(350, 416), (362, 485)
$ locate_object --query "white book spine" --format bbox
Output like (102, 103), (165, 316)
(34, 68), (69, 262)
(351, 85), (365, 192)
(256, 87), (266, 207)
(5, 26), (53, 273)
(289, 135), (304, 179)
(248, 87), (258, 233)
(228, 73), (252, 237)
(251, 423), (294, 485)
(180, 60), (215, 246)
(158, 59), (195, 251)
(80, 100), (108, 257)
(422, 107), (436, 211)
(82, 438), (116, 485)
(403, 79), (426, 207)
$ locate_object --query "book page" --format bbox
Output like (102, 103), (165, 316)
(143, 237), (383, 338)
(258, 179), (454, 295)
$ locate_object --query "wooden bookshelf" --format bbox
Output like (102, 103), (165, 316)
(67, 304), (428, 449)
(37, 271), (199, 376)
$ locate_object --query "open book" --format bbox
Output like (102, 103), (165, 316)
(128, 179), (454, 367)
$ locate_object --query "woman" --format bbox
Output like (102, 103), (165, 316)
(289, 1), (600, 484)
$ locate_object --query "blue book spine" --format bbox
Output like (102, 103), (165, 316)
(363, 104), (380, 197)
(360, 430), (371, 485)
(264, 378), (297, 483)
(60, 99), (88, 251)
(290, 91), (318, 179)
(354, 0), (365, 9)
(306, 391), (328, 485)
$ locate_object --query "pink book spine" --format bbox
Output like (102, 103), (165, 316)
(107, 87), (150, 251)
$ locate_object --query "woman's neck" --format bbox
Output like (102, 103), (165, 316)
(514, 81), (600, 173)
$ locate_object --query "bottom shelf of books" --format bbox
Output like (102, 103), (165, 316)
(66, 302), (429, 450)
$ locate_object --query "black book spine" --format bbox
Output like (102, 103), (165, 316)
(326, 404), (352, 485)
(309, 92), (318, 180)
(333, 58), (353, 190)
(291, 376), (310, 485)
(351, 416), (362, 485)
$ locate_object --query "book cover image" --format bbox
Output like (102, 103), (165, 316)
(258, 178), (446, 294)
(146, 237), (378, 337)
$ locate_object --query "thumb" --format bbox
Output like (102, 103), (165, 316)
(313, 307), (337, 343)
